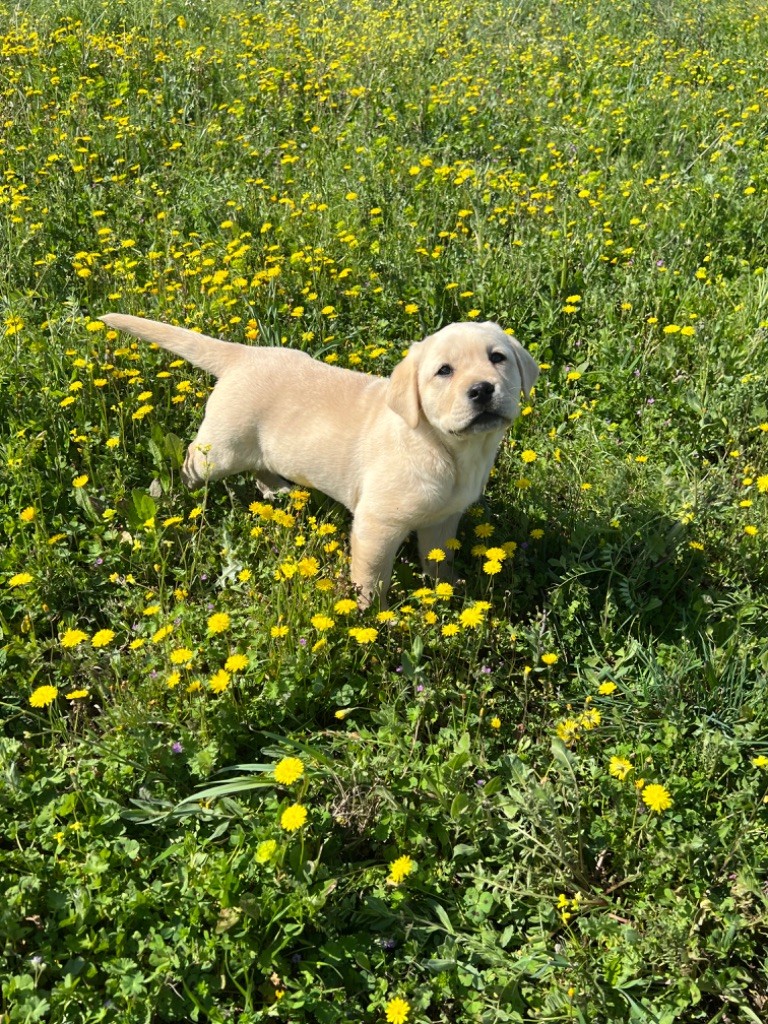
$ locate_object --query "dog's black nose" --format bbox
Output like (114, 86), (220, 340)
(468, 380), (495, 405)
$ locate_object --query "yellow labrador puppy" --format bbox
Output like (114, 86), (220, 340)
(100, 314), (538, 605)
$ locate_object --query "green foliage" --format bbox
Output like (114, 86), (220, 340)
(2, 0), (768, 1021)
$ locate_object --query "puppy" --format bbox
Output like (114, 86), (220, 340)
(100, 314), (539, 606)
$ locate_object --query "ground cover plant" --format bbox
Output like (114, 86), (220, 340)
(2, 0), (768, 1020)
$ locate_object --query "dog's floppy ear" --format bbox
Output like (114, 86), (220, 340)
(386, 342), (422, 428)
(507, 335), (539, 397)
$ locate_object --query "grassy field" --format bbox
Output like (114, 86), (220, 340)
(2, 0), (768, 1020)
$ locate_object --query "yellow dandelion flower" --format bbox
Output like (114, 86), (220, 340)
(170, 647), (195, 665)
(483, 559), (503, 575)
(642, 783), (673, 813)
(609, 756), (633, 780)
(61, 628), (88, 648)
(271, 625), (289, 638)
(91, 629), (115, 648)
(541, 653), (559, 665)
(311, 614), (335, 631)
(225, 653), (248, 673)
(274, 757), (304, 785)
(598, 681), (617, 695)
(435, 582), (454, 598)
(30, 685), (59, 708)
(207, 612), (230, 634)
(385, 998), (411, 1024)
(334, 599), (358, 615)
(280, 803), (308, 831)
(152, 624), (174, 643)
(387, 855), (416, 885)
(490, 716), (501, 729)
(459, 605), (484, 629)
(65, 689), (89, 700)
(442, 623), (460, 636)
(255, 839), (277, 863)
(72, 475), (89, 488)
(8, 572), (33, 588)
(209, 669), (231, 694)
(20, 507), (36, 522)
(427, 547), (445, 562)
(474, 523), (495, 538)
(349, 627), (378, 644)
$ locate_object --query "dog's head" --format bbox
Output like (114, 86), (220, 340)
(386, 321), (539, 436)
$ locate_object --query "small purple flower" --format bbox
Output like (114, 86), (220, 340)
(171, 742), (183, 754)
(480, 665), (492, 675)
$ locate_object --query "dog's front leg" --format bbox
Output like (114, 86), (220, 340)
(350, 511), (407, 609)
(418, 514), (463, 583)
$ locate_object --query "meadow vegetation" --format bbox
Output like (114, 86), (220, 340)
(2, 0), (768, 1020)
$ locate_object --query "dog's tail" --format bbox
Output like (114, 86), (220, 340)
(99, 313), (244, 378)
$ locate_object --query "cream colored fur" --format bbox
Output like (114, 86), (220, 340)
(100, 314), (539, 606)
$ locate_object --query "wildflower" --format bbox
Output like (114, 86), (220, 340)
(207, 612), (230, 634)
(225, 653), (248, 672)
(385, 997), (411, 1024)
(483, 559), (502, 575)
(20, 507), (36, 522)
(541, 653), (559, 666)
(598, 681), (617, 695)
(459, 605), (484, 629)
(334, 598), (358, 615)
(280, 804), (308, 831)
(427, 547), (445, 562)
(474, 523), (495, 538)
(166, 672), (181, 689)
(209, 669), (231, 694)
(609, 756), (633, 780)
(311, 614), (335, 631)
(349, 627), (378, 644)
(752, 755), (768, 768)
(170, 647), (195, 665)
(61, 628), (88, 648)
(274, 758), (304, 785)
(271, 625), (289, 638)
(72, 475), (88, 488)
(91, 629), (115, 648)
(642, 783), (673, 813)
(530, 528), (545, 539)
(65, 689), (89, 700)
(556, 718), (581, 744)
(387, 855), (416, 885)
(152, 624), (174, 643)
(435, 582), (454, 598)
(30, 685), (59, 708)
(442, 623), (460, 636)
(490, 717), (501, 729)
(580, 708), (601, 729)
(8, 573), (33, 588)
(238, 568), (252, 582)
(744, 525), (758, 537)
(297, 557), (319, 577)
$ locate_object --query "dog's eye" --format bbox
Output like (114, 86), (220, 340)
(489, 351), (507, 365)
(435, 364), (453, 377)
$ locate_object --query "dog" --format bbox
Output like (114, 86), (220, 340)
(100, 314), (539, 606)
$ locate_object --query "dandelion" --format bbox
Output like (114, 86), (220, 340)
(541, 653), (559, 666)
(61, 628), (88, 648)
(427, 547), (445, 562)
(385, 997), (411, 1024)
(442, 623), (460, 636)
(483, 559), (502, 575)
(207, 612), (230, 634)
(757, 475), (768, 492)
(8, 572), (33, 587)
(65, 689), (89, 700)
(387, 855), (416, 885)
(598, 681), (617, 695)
(280, 804), (308, 831)
(72, 475), (88, 488)
(225, 653), (248, 672)
(209, 669), (231, 694)
(152, 624), (174, 643)
(490, 717), (501, 729)
(609, 756), (633, 780)
(20, 507), (36, 522)
(255, 839), (278, 863)
(642, 783), (673, 813)
(751, 755), (768, 768)
(474, 523), (495, 538)
(30, 685), (59, 708)
(349, 627), (378, 644)
(333, 599), (358, 615)
(274, 757), (304, 785)
(170, 647), (195, 665)
(459, 606), (484, 629)
(271, 625), (289, 638)
(311, 614), (335, 631)
(91, 629), (115, 648)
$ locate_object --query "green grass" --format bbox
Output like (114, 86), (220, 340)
(2, 0), (768, 1021)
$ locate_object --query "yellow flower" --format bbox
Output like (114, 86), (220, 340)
(474, 523), (495, 538)
(483, 559), (502, 575)
(8, 572), (33, 588)
(91, 629), (115, 648)
(61, 628), (88, 648)
(387, 855), (416, 885)
(20, 507), (36, 522)
(598, 681), (617, 695)
(490, 716), (501, 729)
(271, 625), (289, 638)
(225, 653), (248, 672)
(280, 803), (308, 831)
(72, 475), (89, 488)
(274, 757), (304, 785)
(30, 685), (59, 708)
(65, 689), (89, 700)
(152, 624), (174, 643)
(442, 623), (460, 636)
(427, 547), (445, 562)
(435, 582), (454, 598)
(642, 783), (673, 813)
(311, 614), (335, 631)
(334, 599), (358, 615)
(209, 669), (231, 694)
(349, 627), (378, 644)
(207, 612), (231, 634)
(255, 839), (277, 863)
(297, 557), (320, 577)
(459, 606), (484, 629)
(541, 653), (559, 666)
(751, 755), (768, 768)
(170, 647), (195, 665)
(385, 997), (411, 1024)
